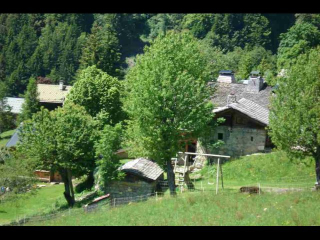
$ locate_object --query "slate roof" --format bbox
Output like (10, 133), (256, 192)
(6, 128), (20, 148)
(4, 97), (25, 114)
(211, 82), (272, 109)
(213, 98), (269, 125)
(119, 158), (164, 181)
(37, 84), (72, 103)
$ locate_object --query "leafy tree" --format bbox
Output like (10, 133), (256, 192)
(18, 104), (98, 207)
(19, 77), (40, 122)
(145, 14), (185, 41)
(263, 14), (295, 53)
(269, 47), (320, 185)
(94, 123), (124, 191)
(65, 65), (123, 126)
(124, 31), (214, 195)
(295, 14), (320, 29)
(237, 46), (276, 79)
(277, 23), (320, 70)
(205, 14), (271, 52)
(181, 14), (215, 39)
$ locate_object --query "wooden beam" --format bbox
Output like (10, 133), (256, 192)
(178, 151), (230, 159)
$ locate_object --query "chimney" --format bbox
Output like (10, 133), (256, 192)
(247, 71), (263, 93)
(217, 70), (236, 83)
(59, 80), (66, 91)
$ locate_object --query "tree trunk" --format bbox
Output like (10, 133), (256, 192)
(314, 146), (320, 187)
(167, 160), (176, 196)
(60, 169), (75, 207)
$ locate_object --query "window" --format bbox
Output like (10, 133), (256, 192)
(251, 136), (253, 141)
(218, 133), (224, 140)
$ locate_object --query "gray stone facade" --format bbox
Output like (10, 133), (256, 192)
(211, 126), (266, 157)
(198, 110), (268, 158)
(105, 180), (158, 199)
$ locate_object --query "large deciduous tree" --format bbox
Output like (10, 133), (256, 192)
(124, 31), (214, 195)
(269, 47), (320, 185)
(65, 65), (123, 127)
(18, 104), (97, 207)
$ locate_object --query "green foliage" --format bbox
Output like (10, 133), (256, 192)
(295, 14), (320, 29)
(277, 23), (320, 70)
(199, 42), (276, 80)
(79, 21), (121, 77)
(19, 77), (40, 122)
(205, 14), (271, 52)
(181, 14), (215, 39)
(144, 14), (185, 41)
(269, 47), (320, 181)
(65, 65), (123, 126)
(0, 82), (15, 134)
(124, 31), (214, 165)
(18, 104), (97, 175)
(94, 123), (124, 190)
(17, 104), (98, 206)
(0, 150), (38, 203)
(237, 46), (276, 79)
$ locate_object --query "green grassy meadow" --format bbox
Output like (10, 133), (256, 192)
(25, 190), (320, 226)
(1, 151), (318, 226)
(0, 183), (66, 225)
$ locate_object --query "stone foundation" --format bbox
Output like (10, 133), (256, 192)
(105, 180), (157, 199)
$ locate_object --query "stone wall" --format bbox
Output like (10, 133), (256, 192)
(105, 180), (157, 199)
(202, 125), (267, 157)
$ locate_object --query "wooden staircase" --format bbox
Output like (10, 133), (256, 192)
(173, 153), (193, 190)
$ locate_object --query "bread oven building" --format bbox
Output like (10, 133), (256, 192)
(105, 158), (164, 199)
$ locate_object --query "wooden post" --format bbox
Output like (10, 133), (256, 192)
(258, 183), (261, 195)
(216, 158), (220, 195)
(156, 192), (158, 201)
(220, 161), (224, 189)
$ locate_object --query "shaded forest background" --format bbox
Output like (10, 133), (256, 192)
(0, 13), (306, 97)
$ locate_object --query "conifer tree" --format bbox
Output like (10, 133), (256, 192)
(19, 77), (40, 122)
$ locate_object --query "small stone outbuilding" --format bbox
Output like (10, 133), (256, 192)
(105, 158), (164, 199)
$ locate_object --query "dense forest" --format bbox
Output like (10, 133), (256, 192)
(0, 13), (305, 97)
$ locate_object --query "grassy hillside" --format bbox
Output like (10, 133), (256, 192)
(195, 151), (315, 189)
(0, 129), (15, 148)
(2, 151), (318, 226)
(0, 183), (66, 225)
(25, 190), (320, 226)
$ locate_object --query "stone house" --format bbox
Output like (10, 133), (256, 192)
(105, 158), (164, 199)
(196, 70), (274, 158)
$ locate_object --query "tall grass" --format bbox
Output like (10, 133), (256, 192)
(25, 190), (320, 226)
